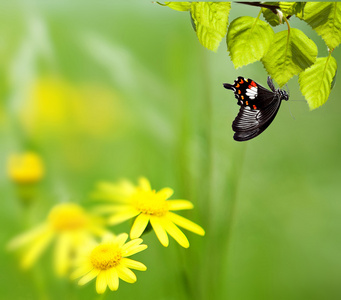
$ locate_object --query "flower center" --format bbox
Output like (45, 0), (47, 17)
(48, 203), (88, 231)
(133, 190), (169, 217)
(90, 244), (122, 270)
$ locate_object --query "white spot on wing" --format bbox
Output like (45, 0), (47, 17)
(246, 87), (258, 99)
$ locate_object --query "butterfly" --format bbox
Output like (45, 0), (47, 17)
(223, 76), (289, 142)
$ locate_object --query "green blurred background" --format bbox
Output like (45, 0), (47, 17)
(1, 1), (341, 299)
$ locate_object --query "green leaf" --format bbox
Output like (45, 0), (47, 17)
(262, 7), (280, 27)
(331, 69), (337, 90)
(262, 2), (306, 26)
(299, 56), (337, 110)
(293, 2), (306, 18)
(262, 28), (317, 86)
(279, 2), (305, 16)
(161, 2), (191, 12)
(302, 2), (341, 49)
(190, 2), (231, 52)
(227, 16), (274, 68)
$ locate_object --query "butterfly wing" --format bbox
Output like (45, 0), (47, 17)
(224, 76), (284, 141)
(224, 77), (276, 108)
(233, 96), (282, 141)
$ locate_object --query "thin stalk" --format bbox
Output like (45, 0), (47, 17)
(175, 46), (214, 300)
(97, 291), (107, 300)
(283, 15), (291, 34)
(199, 47), (214, 300)
(224, 144), (247, 255)
(220, 143), (248, 299)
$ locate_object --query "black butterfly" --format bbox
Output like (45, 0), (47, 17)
(223, 76), (289, 142)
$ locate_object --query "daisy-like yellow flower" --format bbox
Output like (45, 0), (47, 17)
(7, 152), (44, 184)
(8, 203), (108, 276)
(93, 178), (205, 248)
(71, 233), (147, 294)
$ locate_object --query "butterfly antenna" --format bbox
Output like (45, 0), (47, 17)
(288, 101), (295, 120)
(285, 83), (290, 98)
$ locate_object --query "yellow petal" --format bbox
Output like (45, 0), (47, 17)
(70, 263), (93, 280)
(167, 200), (193, 211)
(107, 268), (119, 291)
(78, 268), (100, 285)
(116, 265), (137, 283)
(21, 230), (54, 269)
(96, 270), (107, 294)
(102, 232), (116, 243)
(161, 217), (189, 248)
(92, 205), (127, 214)
(130, 213), (150, 239)
(54, 233), (71, 276)
(122, 241), (147, 256)
(121, 238), (143, 253)
(138, 177), (151, 191)
(108, 208), (140, 225)
(121, 258), (147, 271)
(95, 180), (136, 202)
(74, 240), (97, 259)
(7, 223), (48, 250)
(150, 216), (169, 247)
(167, 212), (205, 236)
(114, 233), (129, 247)
(157, 187), (174, 199)
(125, 244), (148, 257)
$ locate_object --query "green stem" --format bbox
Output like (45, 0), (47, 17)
(283, 15), (291, 34)
(256, 9), (262, 20)
(31, 265), (50, 300)
(224, 144), (247, 250)
(96, 292), (107, 300)
(220, 143), (248, 299)
(176, 247), (195, 300)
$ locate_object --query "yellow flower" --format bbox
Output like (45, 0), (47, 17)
(71, 233), (147, 294)
(20, 77), (123, 138)
(93, 178), (205, 248)
(8, 203), (108, 276)
(7, 152), (44, 184)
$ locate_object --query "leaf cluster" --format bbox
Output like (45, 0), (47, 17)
(160, 2), (341, 110)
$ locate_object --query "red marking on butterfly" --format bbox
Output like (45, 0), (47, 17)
(248, 81), (257, 89)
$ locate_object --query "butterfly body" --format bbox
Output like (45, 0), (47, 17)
(223, 76), (289, 141)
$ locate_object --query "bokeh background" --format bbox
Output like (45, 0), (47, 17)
(2, 1), (341, 300)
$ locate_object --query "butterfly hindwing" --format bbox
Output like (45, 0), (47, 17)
(233, 128), (262, 142)
(233, 99), (282, 141)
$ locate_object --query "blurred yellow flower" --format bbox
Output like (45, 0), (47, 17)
(7, 152), (44, 184)
(8, 203), (108, 276)
(71, 233), (147, 294)
(20, 77), (123, 138)
(93, 178), (205, 248)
